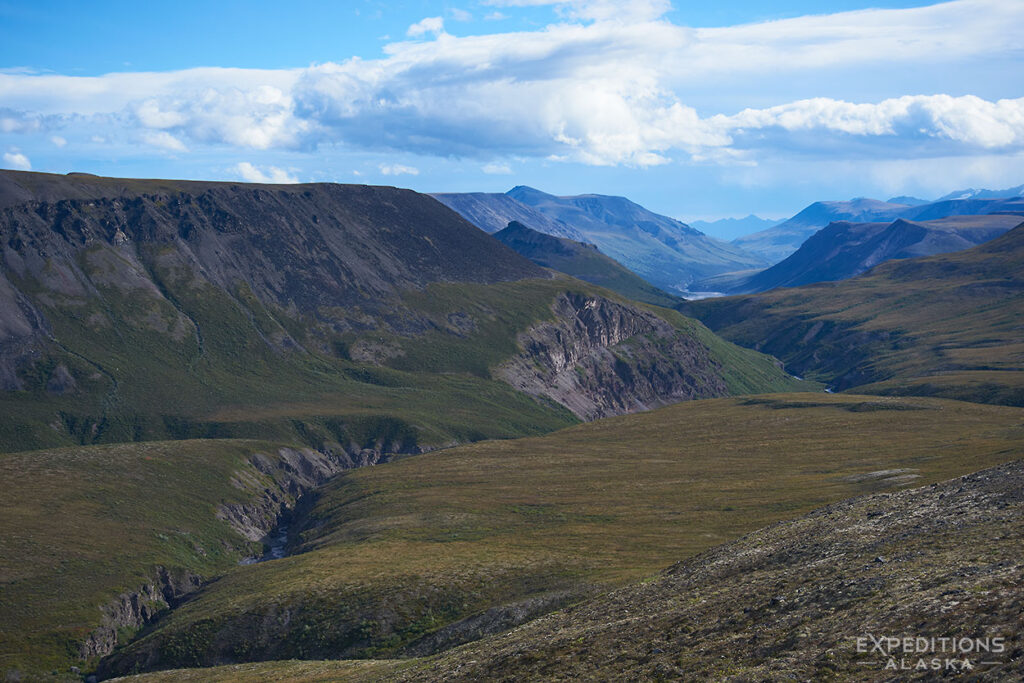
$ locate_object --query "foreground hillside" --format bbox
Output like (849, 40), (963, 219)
(0, 170), (801, 452)
(107, 399), (1024, 682)
(84, 394), (1023, 678)
(685, 224), (1024, 405)
(399, 458), (1024, 681)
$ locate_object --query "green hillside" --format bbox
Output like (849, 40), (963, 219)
(95, 394), (1022, 677)
(683, 224), (1024, 405)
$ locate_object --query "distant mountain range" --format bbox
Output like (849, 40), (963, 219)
(430, 191), (586, 242)
(734, 184), (1024, 263)
(493, 221), (679, 308)
(687, 214), (781, 241)
(935, 183), (1024, 201)
(436, 186), (767, 294)
(703, 213), (1023, 294)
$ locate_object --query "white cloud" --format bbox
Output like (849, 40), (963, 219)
(407, 16), (445, 38)
(233, 162), (300, 183)
(450, 8), (472, 22)
(379, 163), (419, 176)
(51, 135), (67, 147)
(482, 162), (513, 174)
(2, 149), (31, 170)
(717, 95), (1024, 152)
(142, 130), (187, 152)
(0, 1), (1020, 170)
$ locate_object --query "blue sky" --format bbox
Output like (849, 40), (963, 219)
(2, 0), (1022, 234)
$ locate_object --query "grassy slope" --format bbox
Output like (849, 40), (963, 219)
(108, 394), (1023, 673)
(0, 439), (306, 677)
(2, 264), (802, 454)
(683, 224), (1024, 405)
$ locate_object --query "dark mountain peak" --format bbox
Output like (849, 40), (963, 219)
(887, 195), (929, 206)
(506, 185), (557, 203)
(493, 220), (679, 307)
(727, 213), (1021, 294)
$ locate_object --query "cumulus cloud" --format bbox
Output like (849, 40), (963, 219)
(379, 163), (419, 176)
(51, 135), (67, 147)
(718, 95), (1024, 152)
(2, 149), (31, 170)
(233, 162), (300, 183)
(143, 130), (187, 152)
(407, 16), (445, 37)
(0, 1), (1020, 169)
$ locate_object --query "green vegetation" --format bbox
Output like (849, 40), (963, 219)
(104, 394), (1023, 674)
(684, 224), (1024, 405)
(0, 439), (301, 676)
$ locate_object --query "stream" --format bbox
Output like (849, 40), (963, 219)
(239, 519), (291, 564)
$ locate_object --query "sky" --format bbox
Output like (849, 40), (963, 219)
(1, 0), (1023, 234)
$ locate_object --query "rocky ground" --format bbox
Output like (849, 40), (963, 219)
(401, 459), (1024, 681)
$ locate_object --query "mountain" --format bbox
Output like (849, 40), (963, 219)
(731, 197), (911, 264)
(504, 186), (767, 293)
(935, 182), (1024, 201)
(430, 191), (585, 241)
(732, 194), (1024, 264)
(0, 170), (807, 454)
(688, 214), (781, 241)
(683, 223), (1024, 405)
(886, 194), (929, 205)
(492, 221), (679, 308)
(714, 213), (1023, 294)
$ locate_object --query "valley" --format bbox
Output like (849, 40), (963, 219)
(0, 170), (1021, 681)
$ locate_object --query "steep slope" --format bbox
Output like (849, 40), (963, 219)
(0, 439), (375, 678)
(505, 186), (767, 293)
(395, 459), (1024, 681)
(0, 170), (808, 452)
(96, 394), (1024, 680)
(720, 213), (1022, 293)
(683, 224), (1024, 405)
(732, 197), (911, 263)
(734, 194), (1024, 263)
(492, 221), (679, 307)
(0, 170), (586, 452)
(430, 191), (585, 241)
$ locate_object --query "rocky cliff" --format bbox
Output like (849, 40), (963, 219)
(498, 292), (727, 420)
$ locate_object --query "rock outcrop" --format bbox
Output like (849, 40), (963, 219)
(398, 459), (1024, 681)
(497, 293), (727, 420)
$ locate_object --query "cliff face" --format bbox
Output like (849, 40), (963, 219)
(498, 293), (728, 420)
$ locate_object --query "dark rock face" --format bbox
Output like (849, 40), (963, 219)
(398, 459), (1024, 681)
(498, 293), (727, 420)
(79, 568), (204, 661)
(0, 171), (545, 338)
(217, 445), (392, 544)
